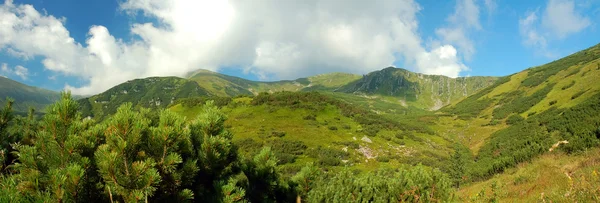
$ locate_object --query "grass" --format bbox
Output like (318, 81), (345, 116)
(168, 94), (455, 173)
(458, 148), (600, 202)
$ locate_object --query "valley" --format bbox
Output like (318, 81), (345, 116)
(1, 43), (599, 202)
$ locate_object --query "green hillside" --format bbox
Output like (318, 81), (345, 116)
(0, 77), (60, 113)
(433, 43), (600, 201)
(187, 69), (362, 96)
(169, 92), (452, 173)
(338, 67), (498, 110)
(2, 42), (599, 202)
(78, 77), (209, 119)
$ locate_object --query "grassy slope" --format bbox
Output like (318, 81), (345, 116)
(441, 44), (600, 152)
(169, 95), (454, 173)
(458, 148), (600, 202)
(0, 77), (60, 113)
(440, 43), (600, 201)
(78, 77), (209, 119)
(187, 69), (361, 97)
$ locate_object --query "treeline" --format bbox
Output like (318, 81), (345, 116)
(0, 93), (453, 202)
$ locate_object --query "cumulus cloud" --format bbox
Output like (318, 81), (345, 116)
(519, 0), (590, 57)
(0, 63), (29, 80)
(0, 0), (472, 95)
(542, 0), (591, 38)
(435, 0), (482, 61)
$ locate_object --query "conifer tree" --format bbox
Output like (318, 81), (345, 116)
(450, 144), (468, 188)
(242, 147), (293, 202)
(291, 163), (321, 201)
(10, 92), (98, 202)
(186, 100), (244, 201)
(144, 109), (194, 201)
(0, 98), (15, 172)
(95, 103), (160, 203)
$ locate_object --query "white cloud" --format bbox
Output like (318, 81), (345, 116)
(0, 63), (29, 80)
(519, 11), (547, 49)
(1, 63), (7, 72)
(13, 65), (28, 79)
(542, 0), (591, 38)
(519, 0), (590, 57)
(0, 0), (472, 95)
(416, 45), (468, 77)
(435, 0), (482, 61)
(484, 0), (497, 14)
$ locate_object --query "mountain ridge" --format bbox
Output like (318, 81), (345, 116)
(0, 77), (61, 113)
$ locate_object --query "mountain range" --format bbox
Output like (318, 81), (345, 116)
(1, 42), (599, 201)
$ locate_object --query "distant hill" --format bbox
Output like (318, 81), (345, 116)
(187, 69), (362, 96)
(78, 77), (209, 119)
(338, 67), (498, 110)
(0, 77), (60, 113)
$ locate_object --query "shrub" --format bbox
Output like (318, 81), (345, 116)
(308, 147), (349, 166)
(333, 141), (359, 149)
(506, 114), (525, 125)
(303, 114), (316, 120)
(376, 156), (390, 163)
(562, 81), (576, 90)
(270, 131), (286, 138)
(572, 90), (586, 100)
(328, 126), (338, 131)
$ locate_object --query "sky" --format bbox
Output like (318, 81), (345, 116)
(0, 0), (598, 95)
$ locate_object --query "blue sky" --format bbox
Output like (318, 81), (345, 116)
(0, 0), (598, 94)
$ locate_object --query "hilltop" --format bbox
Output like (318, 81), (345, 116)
(187, 69), (362, 96)
(0, 77), (60, 113)
(338, 67), (498, 110)
(77, 77), (209, 119)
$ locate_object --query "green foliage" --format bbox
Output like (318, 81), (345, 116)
(95, 103), (161, 203)
(492, 83), (554, 119)
(444, 77), (508, 119)
(0, 77), (60, 113)
(241, 147), (293, 202)
(79, 77), (209, 119)
(267, 140), (307, 164)
(338, 67), (498, 109)
(307, 147), (349, 167)
(450, 144), (472, 187)
(506, 114), (524, 125)
(251, 91), (433, 135)
(472, 92), (600, 180)
(571, 90), (586, 100)
(521, 45), (599, 87)
(333, 141), (359, 149)
(306, 165), (453, 202)
(10, 92), (99, 202)
(175, 96), (232, 108)
(561, 80), (576, 90)
(0, 98), (15, 172)
(564, 68), (581, 78)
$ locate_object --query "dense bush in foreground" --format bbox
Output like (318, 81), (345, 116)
(0, 93), (453, 202)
